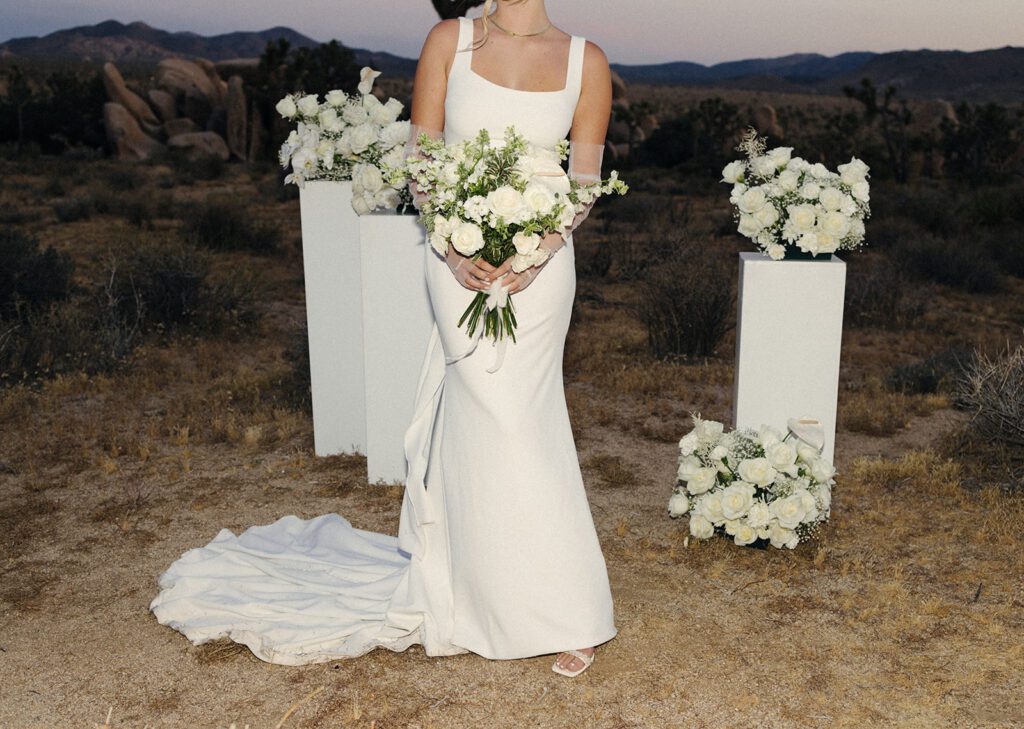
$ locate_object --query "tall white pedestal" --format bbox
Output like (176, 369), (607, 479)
(359, 213), (433, 483)
(732, 252), (846, 465)
(298, 180), (365, 457)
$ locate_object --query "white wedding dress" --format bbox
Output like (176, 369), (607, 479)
(149, 16), (617, 664)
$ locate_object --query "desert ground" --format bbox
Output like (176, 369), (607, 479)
(0, 144), (1022, 729)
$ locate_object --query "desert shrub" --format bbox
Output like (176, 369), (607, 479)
(574, 237), (612, 279)
(636, 239), (734, 358)
(0, 229), (74, 316)
(172, 153), (226, 183)
(844, 259), (926, 329)
(888, 348), (972, 395)
(52, 196), (93, 222)
(892, 232), (1002, 293)
(103, 165), (142, 192)
(181, 199), (281, 254)
(955, 345), (1024, 451)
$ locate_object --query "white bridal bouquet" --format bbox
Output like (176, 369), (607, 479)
(668, 414), (836, 549)
(276, 67), (412, 214)
(721, 128), (871, 260)
(408, 126), (627, 342)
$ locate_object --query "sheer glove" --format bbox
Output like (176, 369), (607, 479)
(405, 123), (444, 211)
(446, 246), (498, 292)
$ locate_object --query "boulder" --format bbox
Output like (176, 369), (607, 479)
(908, 99), (959, 135)
(147, 89), (178, 122)
(247, 101), (264, 163)
(156, 58), (218, 125)
(639, 113), (660, 138)
(167, 131), (230, 160)
(193, 57), (228, 106)
(103, 102), (165, 160)
(225, 75), (248, 161)
(163, 117), (201, 137)
(610, 70), (628, 102)
(607, 119), (631, 145)
(102, 62), (160, 135)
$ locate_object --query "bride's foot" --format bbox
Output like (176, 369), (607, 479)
(551, 646), (595, 677)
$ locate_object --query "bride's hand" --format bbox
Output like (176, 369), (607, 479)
(446, 247), (497, 292)
(489, 232), (562, 294)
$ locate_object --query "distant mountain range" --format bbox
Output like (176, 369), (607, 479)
(2, 20), (1021, 103)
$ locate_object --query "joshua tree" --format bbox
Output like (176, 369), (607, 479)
(431, 0), (486, 18)
(843, 78), (912, 183)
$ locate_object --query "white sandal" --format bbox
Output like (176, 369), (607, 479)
(551, 649), (594, 677)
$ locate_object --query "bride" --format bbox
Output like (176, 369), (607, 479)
(149, 0), (617, 678)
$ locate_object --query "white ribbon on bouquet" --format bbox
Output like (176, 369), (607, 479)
(443, 277), (510, 374)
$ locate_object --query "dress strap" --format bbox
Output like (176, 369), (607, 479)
(565, 36), (586, 97)
(451, 16), (474, 75)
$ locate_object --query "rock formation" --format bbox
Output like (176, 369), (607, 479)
(101, 57), (252, 162)
(752, 104), (784, 140)
(103, 102), (165, 160)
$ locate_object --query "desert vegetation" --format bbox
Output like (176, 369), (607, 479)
(0, 32), (1022, 728)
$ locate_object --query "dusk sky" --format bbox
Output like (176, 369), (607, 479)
(2, 1), (1022, 65)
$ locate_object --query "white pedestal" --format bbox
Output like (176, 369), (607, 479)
(298, 181), (365, 456)
(732, 252), (846, 465)
(359, 213), (433, 483)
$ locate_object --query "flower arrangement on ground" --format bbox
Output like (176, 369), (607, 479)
(721, 128), (871, 260)
(407, 126), (627, 342)
(276, 67), (411, 214)
(667, 414), (836, 549)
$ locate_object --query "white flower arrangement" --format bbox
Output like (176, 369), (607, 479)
(407, 126), (627, 342)
(276, 67), (411, 214)
(668, 413), (835, 549)
(722, 128), (871, 260)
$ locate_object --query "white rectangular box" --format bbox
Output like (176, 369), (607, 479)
(359, 213), (434, 483)
(732, 252), (846, 465)
(298, 180), (366, 456)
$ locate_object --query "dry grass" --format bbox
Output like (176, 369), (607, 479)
(0, 158), (1022, 728)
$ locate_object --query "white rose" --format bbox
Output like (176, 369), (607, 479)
(732, 522), (759, 546)
(737, 457), (778, 488)
(799, 182), (821, 200)
(685, 466), (718, 496)
(348, 123), (378, 154)
(689, 513), (715, 539)
(766, 146), (794, 169)
(512, 231), (541, 255)
(769, 521), (799, 549)
(697, 492), (725, 525)
(815, 483), (832, 515)
(358, 66), (382, 95)
(351, 193), (371, 216)
(373, 187), (401, 211)
(754, 203), (779, 229)
(818, 187), (845, 211)
(794, 488), (819, 522)
(720, 481), (756, 520)
(787, 203), (818, 233)
(668, 492), (690, 517)
(677, 455), (702, 481)
(729, 182), (747, 205)
(809, 457), (836, 484)
(709, 445), (728, 462)
(746, 501), (771, 529)
(851, 181), (870, 203)
(820, 211), (852, 239)
(379, 120), (410, 149)
(325, 90), (347, 107)
(738, 187), (768, 214)
(695, 419), (724, 442)
(342, 102), (369, 126)
(797, 232), (820, 254)
(777, 168), (800, 192)
(738, 214), (762, 238)
(290, 147), (317, 175)
(765, 441), (798, 475)
(450, 221), (485, 255)
(758, 424), (785, 447)
(296, 94), (320, 117)
(838, 158), (869, 186)
(849, 217), (866, 239)
(511, 247), (550, 272)
(750, 155), (777, 178)
(809, 163), (830, 179)
(383, 98), (403, 123)
(486, 185), (529, 222)
(353, 163), (384, 194)
(766, 243), (786, 260)
(678, 431), (699, 456)
(796, 441), (821, 463)
(770, 493), (809, 530)
(721, 160), (746, 183)
(463, 195), (489, 222)
(275, 95), (297, 119)
(381, 145), (405, 171)
(522, 182), (558, 214)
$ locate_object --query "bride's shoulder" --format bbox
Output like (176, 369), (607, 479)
(581, 39), (609, 71)
(422, 18), (462, 51)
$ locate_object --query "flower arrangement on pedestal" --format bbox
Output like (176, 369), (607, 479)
(276, 67), (411, 214)
(668, 414), (836, 549)
(722, 128), (871, 260)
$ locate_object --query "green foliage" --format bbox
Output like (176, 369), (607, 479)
(0, 228), (74, 317)
(181, 198), (281, 254)
(0, 64), (106, 155)
(636, 98), (742, 177)
(941, 102), (1023, 184)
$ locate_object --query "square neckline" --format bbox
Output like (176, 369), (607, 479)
(461, 17), (578, 95)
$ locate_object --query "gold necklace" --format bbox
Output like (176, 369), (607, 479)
(488, 14), (552, 38)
